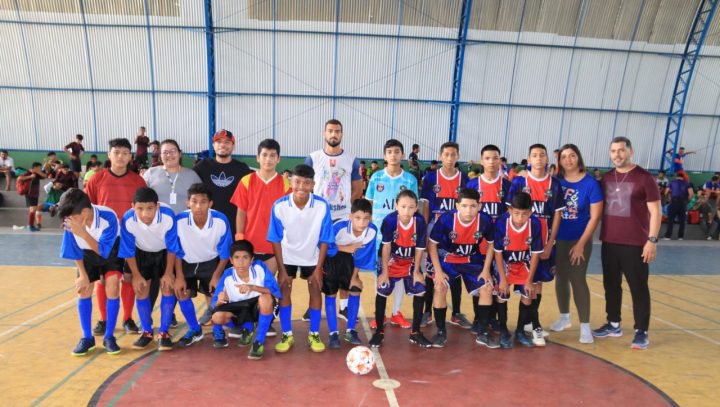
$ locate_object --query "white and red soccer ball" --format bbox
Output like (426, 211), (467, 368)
(346, 346), (375, 375)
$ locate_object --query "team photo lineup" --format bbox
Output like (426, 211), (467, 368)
(54, 118), (663, 361)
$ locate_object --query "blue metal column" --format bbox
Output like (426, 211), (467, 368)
(204, 0), (216, 151)
(448, 0), (473, 143)
(660, 0), (718, 173)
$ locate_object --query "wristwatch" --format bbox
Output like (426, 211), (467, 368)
(648, 236), (658, 243)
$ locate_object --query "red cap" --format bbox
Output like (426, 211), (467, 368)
(212, 129), (235, 144)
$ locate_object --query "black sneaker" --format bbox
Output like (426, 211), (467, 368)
(344, 329), (362, 345)
(301, 308), (311, 322)
(475, 330), (500, 349)
(213, 332), (229, 348)
(157, 332), (173, 351)
(328, 332), (341, 349)
(92, 320), (106, 336)
(499, 330), (513, 349)
(169, 314), (178, 329)
(266, 325), (277, 337)
(431, 331), (447, 348)
(132, 331), (154, 349)
(409, 332), (433, 348)
(338, 308), (358, 323)
(123, 319), (141, 334)
(71, 337), (96, 356)
(369, 332), (384, 348)
(248, 341), (264, 360)
(178, 329), (204, 347)
(103, 336), (121, 355)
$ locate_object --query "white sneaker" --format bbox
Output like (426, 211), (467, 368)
(525, 323), (549, 337)
(550, 317), (572, 332)
(579, 324), (594, 344)
(532, 328), (546, 347)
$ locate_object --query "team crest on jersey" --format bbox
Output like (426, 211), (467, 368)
(377, 183), (384, 192)
(544, 189), (552, 198)
(411, 233), (417, 242)
(478, 190), (483, 199)
(473, 231), (481, 240)
(393, 230), (399, 240)
(433, 184), (441, 194)
(503, 236), (511, 247)
(456, 186), (463, 194)
(449, 231), (458, 240)
(498, 190), (505, 198)
(526, 236), (533, 246)
(522, 186), (531, 194)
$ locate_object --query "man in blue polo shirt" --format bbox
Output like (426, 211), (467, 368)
(663, 175), (693, 240)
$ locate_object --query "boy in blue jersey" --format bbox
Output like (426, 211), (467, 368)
(268, 164), (334, 353)
(211, 240), (281, 359)
(428, 188), (496, 348)
(366, 139), (419, 330)
(323, 199), (378, 347)
(58, 188), (123, 356)
(369, 190), (431, 348)
(174, 183), (233, 347)
(494, 192), (543, 347)
(119, 187), (179, 351)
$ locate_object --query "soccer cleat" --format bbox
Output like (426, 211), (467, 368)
(178, 329), (204, 347)
(475, 331), (501, 349)
(420, 311), (433, 328)
(213, 330), (229, 348)
(499, 330), (513, 349)
(431, 331), (447, 348)
(308, 333), (326, 353)
(328, 332), (341, 349)
(266, 325), (277, 337)
(103, 336), (121, 355)
(157, 332), (173, 351)
(550, 317), (572, 332)
(369, 332), (384, 348)
(92, 320), (106, 336)
(275, 334), (295, 353)
(409, 332), (433, 348)
(532, 328), (546, 347)
(370, 316), (387, 330)
(631, 330), (649, 350)
(449, 313), (472, 329)
(198, 309), (213, 326)
(390, 312), (411, 329)
(132, 331), (154, 349)
(71, 337), (96, 356)
(344, 329), (362, 345)
(248, 341), (264, 360)
(169, 314), (178, 329)
(123, 319), (141, 334)
(301, 309), (311, 322)
(592, 322), (623, 338)
(238, 329), (254, 347)
(515, 330), (534, 347)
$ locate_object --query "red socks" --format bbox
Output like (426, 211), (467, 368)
(96, 281), (107, 320)
(121, 281), (135, 321)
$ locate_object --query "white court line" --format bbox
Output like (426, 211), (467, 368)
(0, 298), (75, 338)
(357, 306), (400, 407)
(589, 291), (720, 346)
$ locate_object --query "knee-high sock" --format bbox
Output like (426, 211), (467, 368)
(325, 296), (338, 334)
(497, 301), (508, 331)
(136, 297), (153, 333)
(478, 305), (490, 329)
(488, 298), (497, 321)
(412, 296), (424, 332)
(212, 323), (224, 337)
(256, 313), (273, 344)
(531, 294), (542, 329)
(78, 297), (93, 339)
(375, 295), (387, 333)
(27, 211), (35, 226)
(178, 298), (200, 332)
(450, 277), (462, 314)
(346, 295), (360, 331)
(392, 283), (404, 315)
(474, 296), (482, 323)
(121, 281), (135, 321)
(517, 302), (530, 332)
(424, 277), (434, 314)
(309, 308), (321, 334)
(434, 307), (447, 332)
(96, 282), (107, 321)
(159, 295), (175, 333)
(105, 298), (120, 339)
(279, 305), (292, 334)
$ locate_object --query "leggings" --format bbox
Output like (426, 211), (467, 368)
(554, 239), (592, 323)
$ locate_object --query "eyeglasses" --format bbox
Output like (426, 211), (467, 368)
(161, 150), (179, 155)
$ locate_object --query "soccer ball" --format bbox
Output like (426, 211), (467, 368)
(346, 346), (375, 375)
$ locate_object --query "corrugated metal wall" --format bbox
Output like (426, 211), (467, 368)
(1, 0), (719, 171)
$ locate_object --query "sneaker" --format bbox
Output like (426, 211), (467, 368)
(499, 330), (513, 349)
(92, 320), (106, 336)
(449, 313), (472, 329)
(431, 331), (447, 348)
(707, 236), (712, 241)
(169, 314), (178, 329)
(28, 225), (40, 232)
(227, 327), (245, 339)
(390, 312), (411, 329)
(592, 322), (622, 338)
(579, 326), (594, 344)
(132, 331), (154, 349)
(524, 323), (550, 338)
(157, 332), (173, 351)
(631, 330), (649, 350)
(103, 336), (121, 355)
(370, 316), (387, 330)
(198, 309), (213, 326)
(308, 333), (326, 353)
(420, 311), (433, 328)
(532, 327), (546, 347)
(248, 341), (264, 360)
(369, 332), (384, 348)
(662, 237), (671, 241)
(123, 319), (141, 334)
(515, 330), (534, 347)
(36, 224), (42, 230)
(213, 331), (229, 348)
(275, 334), (295, 353)
(550, 318), (572, 332)
(470, 321), (481, 335)
(301, 309), (311, 322)
(409, 332), (433, 348)
(328, 332), (341, 349)
(338, 308), (349, 322)
(238, 329), (254, 347)
(266, 325), (277, 337)
(71, 337), (96, 356)
(344, 329), (362, 345)
(678, 238), (684, 241)
(178, 329), (204, 347)
(475, 330), (500, 349)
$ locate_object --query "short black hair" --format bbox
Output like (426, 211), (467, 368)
(371, 160), (378, 164)
(351, 198), (372, 214)
(457, 188), (480, 202)
(510, 192), (532, 210)
(501, 157), (507, 163)
(230, 240), (254, 258)
(384, 139), (404, 154)
(440, 141), (459, 154)
(430, 160), (439, 166)
(325, 119), (343, 131)
(31, 162), (41, 169)
(90, 154), (97, 159)
(0, 150), (8, 154)
(611, 136), (632, 149)
(658, 170), (666, 175)
(292, 164), (315, 179)
(360, 160), (366, 165)
(187, 183), (213, 201)
(109, 138), (132, 150)
(481, 144), (500, 156)
(412, 144), (419, 150)
(528, 143), (547, 155)
(47, 151), (56, 156)
(395, 189), (417, 203)
(58, 188), (92, 218)
(712, 175), (719, 181)
(76, 134), (84, 141)
(133, 187), (159, 204)
(257, 138), (280, 156)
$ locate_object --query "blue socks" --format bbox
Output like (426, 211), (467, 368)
(213, 324), (224, 338)
(136, 297), (152, 333)
(279, 305), (292, 334)
(159, 295), (175, 333)
(78, 297), (92, 339)
(256, 313), (273, 344)
(309, 308), (321, 334)
(347, 295), (360, 331)
(325, 296), (337, 334)
(242, 321), (254, 331)
(178, 298), (201, 332)
(105, 298), (120, 339)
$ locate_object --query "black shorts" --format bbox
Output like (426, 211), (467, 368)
(69, 159), (82, 173)
(81, 238), (125, 283)
(213, 297), (260, 325)
(322, 252), (357, 295)
(284, 264), (315, 280)
(25, 196), (39, 207)
(255, 253), (274, 262)
(125, 248), (166, 281)
(182, 257), (218, 297)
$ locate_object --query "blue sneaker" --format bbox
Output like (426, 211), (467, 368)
(103, 336), (121, 355)
(592, 322), (622, 338)
(499, 330), (513, 349)
(71, 337), (96, 356)
(631, 330), (649, 350)
(328, 332), (341, 349)
(514, 330), (533, 347)
(178, 329), (204, 347)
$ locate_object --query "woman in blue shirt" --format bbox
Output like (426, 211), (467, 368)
(552, 144), (603, 344)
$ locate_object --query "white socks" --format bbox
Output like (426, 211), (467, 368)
(580, 323), (593, 344)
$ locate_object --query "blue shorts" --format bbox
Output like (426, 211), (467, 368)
(41, 202), (56, 212)
(440, 262), (490, 297)
(533, 247), (556, 283)
(377, 276), (426, 297)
